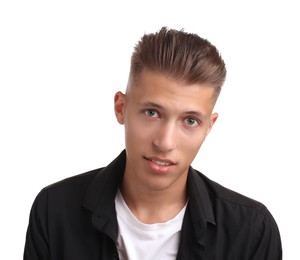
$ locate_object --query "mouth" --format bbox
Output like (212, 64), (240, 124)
(144, 156), (176, 170)
(149, 159), (172, 166)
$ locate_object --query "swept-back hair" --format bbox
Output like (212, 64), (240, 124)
(128, 27), (226, 99)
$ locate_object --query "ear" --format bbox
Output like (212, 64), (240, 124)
(114, 91), (126, 125)
(206, 112), (218, 136)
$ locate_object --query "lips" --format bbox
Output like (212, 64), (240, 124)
(151, 159), (171, 166)
(145, 156), (175, 165)
(144, 156), (176, 173)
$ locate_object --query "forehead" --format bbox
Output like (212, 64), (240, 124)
(128, 70), (216, 115)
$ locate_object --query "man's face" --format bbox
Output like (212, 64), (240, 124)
(114, 70), (218, 192)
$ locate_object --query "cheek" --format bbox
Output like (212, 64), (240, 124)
(124, 117), (153, 144)
(180, 131), (206, 154)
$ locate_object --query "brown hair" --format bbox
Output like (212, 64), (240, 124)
(128, 27), (226, 99)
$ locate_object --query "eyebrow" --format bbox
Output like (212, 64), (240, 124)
(139, 102), (164, 109)
(183, 111), (208, 119)
(138, 102), (209, 120)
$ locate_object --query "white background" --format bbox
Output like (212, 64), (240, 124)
(1, 0), (299, 259)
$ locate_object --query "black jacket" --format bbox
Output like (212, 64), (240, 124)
(24, 150), (282, 259)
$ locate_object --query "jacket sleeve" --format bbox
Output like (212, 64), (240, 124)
(24, 189), (50, 260)
(250, 206), (282, 260)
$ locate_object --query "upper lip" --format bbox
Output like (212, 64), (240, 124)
(144, 156), (176, 165)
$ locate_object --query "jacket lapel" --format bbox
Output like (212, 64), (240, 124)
(82, 150), (126, 242)
(177, 167), (216, 259)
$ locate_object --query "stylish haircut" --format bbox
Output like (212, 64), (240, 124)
(128, 27), (227, 99)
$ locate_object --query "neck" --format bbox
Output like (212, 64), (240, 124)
(120, 172), (188, 224)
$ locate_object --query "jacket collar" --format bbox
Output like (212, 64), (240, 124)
(176, 168), (216, 259)
(82, 150), (126, 241)
(187, 167), (216, 226)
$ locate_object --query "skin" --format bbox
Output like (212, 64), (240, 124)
(114, 69), (218, 224)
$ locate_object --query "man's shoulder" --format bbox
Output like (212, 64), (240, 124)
(193, 170), (268, 214)
(31, 168), (106, 216)
(40, 167), (104, 196)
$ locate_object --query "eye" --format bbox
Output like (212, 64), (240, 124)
(144, 109), (159, 118)
(185, 117), (199, 126)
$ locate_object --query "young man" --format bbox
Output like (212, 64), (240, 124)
(24, 28), (282, 259)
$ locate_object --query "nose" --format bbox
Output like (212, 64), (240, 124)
(153, 122), (177, 153)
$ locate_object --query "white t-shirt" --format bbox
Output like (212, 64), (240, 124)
(115, 189), (187, 260)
